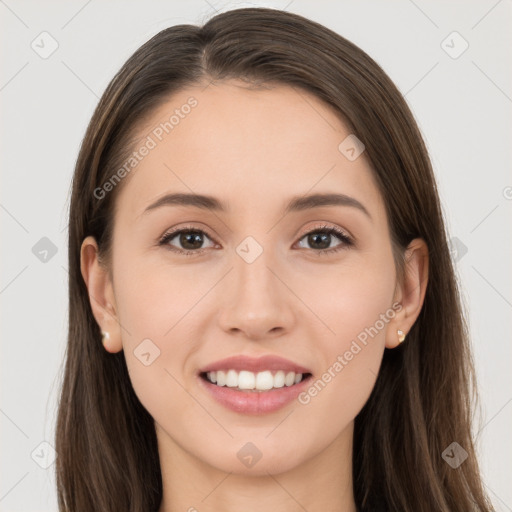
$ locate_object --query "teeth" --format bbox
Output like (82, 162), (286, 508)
(238, 370), (255, 390)
(284, 371), (295, 386)
(256, 371), (274, 390)
(205, 370), (306, 391)
(226, 369), (238, 387)
(274, 370), (285, 388)
(216, 371), (225, 386)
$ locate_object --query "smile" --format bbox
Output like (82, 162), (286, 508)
(197, 353), (313, 414)
(202, 369), (309, 391)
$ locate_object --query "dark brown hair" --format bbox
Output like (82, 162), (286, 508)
(56, 7), (494, 511)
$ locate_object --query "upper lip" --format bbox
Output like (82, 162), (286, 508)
(199, 354), (312, 375)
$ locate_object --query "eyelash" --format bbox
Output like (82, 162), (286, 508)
(158, 223), (354, 257)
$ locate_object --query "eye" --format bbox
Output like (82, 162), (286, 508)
(296, 223), (353, 255)
(158, 223), (354, 257)
(158, 225), (217, 257)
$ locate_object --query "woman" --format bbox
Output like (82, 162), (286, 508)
(55, 7), (495, 511)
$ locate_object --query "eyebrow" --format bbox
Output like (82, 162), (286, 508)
(141, 192), (371, 219)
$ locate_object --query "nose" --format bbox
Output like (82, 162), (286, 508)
(217, 250), (296, 341)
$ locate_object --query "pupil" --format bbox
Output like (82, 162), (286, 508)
(309, 233), (330, 249)
(181, 232), (203, 250)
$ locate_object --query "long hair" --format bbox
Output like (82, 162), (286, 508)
(56, 7), (494, 511)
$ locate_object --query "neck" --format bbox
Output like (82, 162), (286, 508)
(157, 422), (357, 512)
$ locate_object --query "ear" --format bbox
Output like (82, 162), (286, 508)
(80, 236), (123, 353)
(385, 238), (429, 349)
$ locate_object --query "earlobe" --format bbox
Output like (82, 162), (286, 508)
(386, 238), (429, 349)
(80, 236), (123, 353)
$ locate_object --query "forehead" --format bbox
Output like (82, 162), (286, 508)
(113, 79), (383, 221)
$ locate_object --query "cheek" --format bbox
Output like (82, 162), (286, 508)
(293, 339), (383, 469)
(301, 248), (396, 345)
(292, 318), (389, 459)
(113, 253), (210, 341)
(112, 256), (208, 409)
(294, 253), (395, 430)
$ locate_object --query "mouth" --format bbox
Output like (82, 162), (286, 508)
(199, 369), (313, 392)
(197, 354), (314, 414)
(197, 368), (313, 415)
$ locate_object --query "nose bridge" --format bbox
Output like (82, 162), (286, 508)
(218, 234), (295, 338)
(234, 234), (281, 309)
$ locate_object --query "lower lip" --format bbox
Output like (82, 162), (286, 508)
(198, 374), (313, 415)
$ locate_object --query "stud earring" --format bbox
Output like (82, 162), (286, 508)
(101, 331), (110, 346)
(397, 329), (406, 343)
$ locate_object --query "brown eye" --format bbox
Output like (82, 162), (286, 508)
(159, 228), (216, 256)
(159, 223), (353, 257)
(296, 225), (353, 254)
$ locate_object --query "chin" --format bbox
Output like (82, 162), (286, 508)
(196, 435), (314, 477)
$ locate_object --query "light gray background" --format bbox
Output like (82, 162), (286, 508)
(1, 0), (511, 510)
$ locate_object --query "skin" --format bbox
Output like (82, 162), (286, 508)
(81, 79), (428, 512)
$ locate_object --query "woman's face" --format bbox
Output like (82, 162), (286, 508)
(91, 79), (405, 475)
